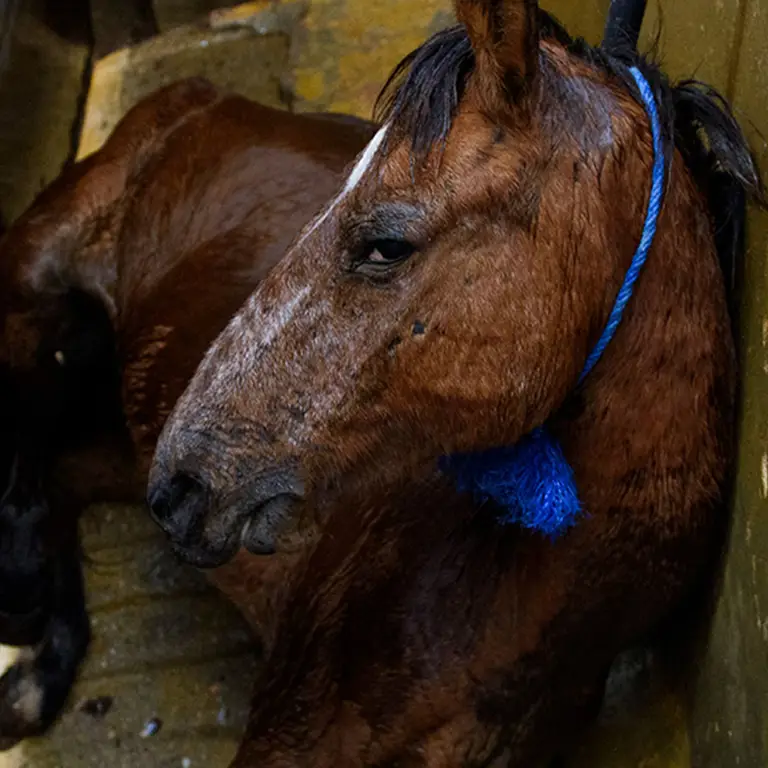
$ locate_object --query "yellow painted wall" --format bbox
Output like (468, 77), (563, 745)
(291, 0), (614, 116)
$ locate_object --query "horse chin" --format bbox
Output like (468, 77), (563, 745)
(241, 494), (306, 556)
(170, 494), (303, 568)
(166, 521), (245, 569)
(169, 541), (237, 570)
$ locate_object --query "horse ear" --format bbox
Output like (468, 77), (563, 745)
(454, 0), (540, 101)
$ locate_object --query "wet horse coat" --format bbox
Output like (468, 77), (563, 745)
(0, 77), (373, 741)
(151, 1), (761, 766)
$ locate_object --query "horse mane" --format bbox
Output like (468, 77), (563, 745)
(375, 11), (764, 309)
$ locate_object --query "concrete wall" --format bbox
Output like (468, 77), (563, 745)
(0, 0), (90, 223)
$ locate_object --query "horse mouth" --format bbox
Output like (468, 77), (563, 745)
(169, 492), (302, 569)
(169, 542), (234, 569)
(240, 493), (302, 556)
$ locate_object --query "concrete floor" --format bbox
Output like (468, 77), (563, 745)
(11, 505), (258, 768)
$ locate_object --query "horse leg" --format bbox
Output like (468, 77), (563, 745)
(0, 538), (88, 746)
(0, 455), (51, 649)
(0, 437), (135, 747)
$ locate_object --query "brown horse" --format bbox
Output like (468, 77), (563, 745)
(150, 0), (762, 766)
(0, 77), (372, 743)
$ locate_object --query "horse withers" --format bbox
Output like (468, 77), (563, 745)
(150, 0), (762, 766)
(0, 77), (373, 743)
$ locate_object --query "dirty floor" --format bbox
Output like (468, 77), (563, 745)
(3, 505), (258, 768)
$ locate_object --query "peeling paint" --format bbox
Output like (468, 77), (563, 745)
(762, 454), (768, 499)
(763, 317), (768, 374)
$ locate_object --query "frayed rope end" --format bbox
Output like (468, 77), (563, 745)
(439, 427), (582, 538)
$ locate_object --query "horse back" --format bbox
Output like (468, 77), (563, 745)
(112, 93), (375, 469)
(0, 76), (373, 485)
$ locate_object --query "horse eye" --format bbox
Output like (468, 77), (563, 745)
(362, 239), (415, 265)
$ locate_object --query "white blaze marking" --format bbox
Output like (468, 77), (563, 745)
(300, 125), (389, 243)
(342, 124), (388, 194)
(258, 284), (311, 349)
(212, 127), (390, 391)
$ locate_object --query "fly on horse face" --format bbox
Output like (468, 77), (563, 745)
(151, 0), (762, 766)
(0, 78), (372, 744)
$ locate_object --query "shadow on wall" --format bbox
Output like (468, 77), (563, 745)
(0, 0), (92, 225)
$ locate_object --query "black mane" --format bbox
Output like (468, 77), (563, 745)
(374, 10), (764, 310)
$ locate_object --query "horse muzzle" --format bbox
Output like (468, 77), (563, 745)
(147, 462), (305, 568)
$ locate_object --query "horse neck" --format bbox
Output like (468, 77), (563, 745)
(237, 475), (560, 765)
(0, 162), (128, 326)
(0, 81), (224, 319)
(236, 149), (736, 766)
(558, 145), (735, 576)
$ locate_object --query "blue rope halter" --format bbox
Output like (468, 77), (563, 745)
(440, 66), (666, 538)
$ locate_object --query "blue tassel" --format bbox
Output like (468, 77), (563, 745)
(439, 427), (582, 538)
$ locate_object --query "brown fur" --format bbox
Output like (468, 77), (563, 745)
(150, 2), (741, 766)
(0, 77), (372, 740)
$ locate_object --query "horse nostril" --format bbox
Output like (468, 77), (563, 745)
(148, 471), (204, 523)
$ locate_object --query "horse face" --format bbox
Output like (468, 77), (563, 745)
(150, 0), (658, 569)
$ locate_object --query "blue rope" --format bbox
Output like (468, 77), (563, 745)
(442, 66), (666, 538)
(579, 67), (665, 383)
